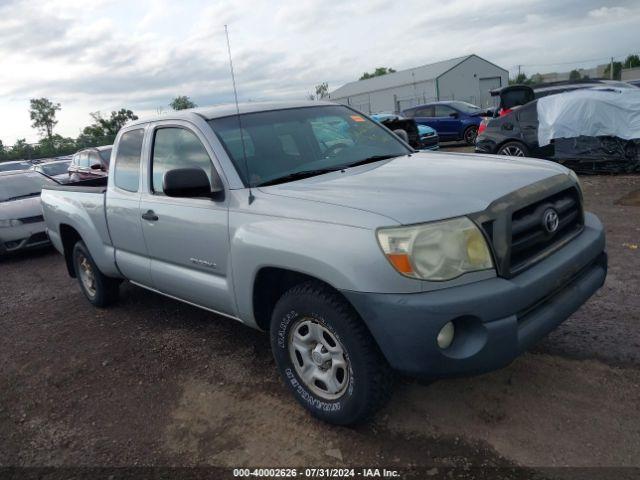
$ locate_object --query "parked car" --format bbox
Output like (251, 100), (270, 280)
(0, 160), (33, 173)
(32, 159), (72, 183)
(68, 145), (112, 181)
(402, 101), (485, 145)
(41, 101), (606, 425)
(0, 170), (54, 255)
(371, 113), (439, 150)
(476, 86), (640, 172)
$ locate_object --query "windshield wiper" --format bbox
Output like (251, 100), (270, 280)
(339, 154), (404, 170)
(256, 168), (343, 187)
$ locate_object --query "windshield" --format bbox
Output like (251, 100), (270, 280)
(0, 172), (52, 202)
(41, 161), (70, 177)
(208, 105), (411, 187)
(0, 161), (32, 172)
(449, 101), (482, 113)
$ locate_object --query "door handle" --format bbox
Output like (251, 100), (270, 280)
(141, 210), (159, 221)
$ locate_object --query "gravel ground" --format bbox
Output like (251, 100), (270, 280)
(1, 149), (639, 476)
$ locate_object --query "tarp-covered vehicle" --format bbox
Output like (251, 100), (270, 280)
(476, 85), (640, 173)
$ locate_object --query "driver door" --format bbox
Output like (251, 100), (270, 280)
(139, 122), (234, 315)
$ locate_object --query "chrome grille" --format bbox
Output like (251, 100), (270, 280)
(509, 187), (583, 274)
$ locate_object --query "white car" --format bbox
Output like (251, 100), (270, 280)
(0, 171), (54, 255)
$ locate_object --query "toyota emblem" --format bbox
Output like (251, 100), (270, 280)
(543, 208), (559, 234)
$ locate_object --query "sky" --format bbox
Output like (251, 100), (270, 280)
(1, 0), (639, 145)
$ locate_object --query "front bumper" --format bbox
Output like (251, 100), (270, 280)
(420, 135), (440, 151)
(0, 222), (50, 255)
(342, 213), (606, 378)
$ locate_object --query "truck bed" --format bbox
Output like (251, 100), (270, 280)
(41, 182), (118, 277)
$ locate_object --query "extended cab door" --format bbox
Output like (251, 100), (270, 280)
(139, 121), (234, 316)
(107, 127), (153, 286)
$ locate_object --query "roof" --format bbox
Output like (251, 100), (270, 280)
(78, 145), (112, 153)
(330, 55), (505, 99)
(127, 100), (336, 128)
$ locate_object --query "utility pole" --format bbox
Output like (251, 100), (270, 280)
(610, 57), (614, 80)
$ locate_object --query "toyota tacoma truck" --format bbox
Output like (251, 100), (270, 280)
(41, 101), (607, 425)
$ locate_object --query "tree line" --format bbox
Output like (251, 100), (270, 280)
(0, 95), (198, 162)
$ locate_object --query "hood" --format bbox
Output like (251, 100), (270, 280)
(260, 152), (569, 225)
(0, 195), (43, 221)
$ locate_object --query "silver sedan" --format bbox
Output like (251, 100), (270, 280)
(0, 171), (54, 255)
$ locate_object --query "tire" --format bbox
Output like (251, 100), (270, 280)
(270, 281), (393, 425)
(463, 125), (478, 145)
(72, 241), (119, 307)
(497, 141), (530, 157)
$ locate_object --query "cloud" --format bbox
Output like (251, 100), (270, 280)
(1, 0), (640, 143)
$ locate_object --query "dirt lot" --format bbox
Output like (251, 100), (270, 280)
(1, 147), (639, 477)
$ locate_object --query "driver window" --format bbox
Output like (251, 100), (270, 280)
(152, 128), (214, 195)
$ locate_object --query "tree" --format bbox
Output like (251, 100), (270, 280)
(29, 97), (61, 140)
(94, 109), (139, 137)
(0, 140), (6, 161)
(76, 109), (138, 148)
(624, 54), (640, 69)
(170, 96), (197, 110)
(314, 82), (329, 100)
(604, 61), (623, 80)
(569, 69), (581, 81)
(359, 67), (396, 81)
(8, 139), (33, 160)
(37, 134), (77, 158)
(509, 72), (539, 85)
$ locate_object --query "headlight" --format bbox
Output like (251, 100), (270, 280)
(377, 217), (494, 281)
(0, 219), (22, 228)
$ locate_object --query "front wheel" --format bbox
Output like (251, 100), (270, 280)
(463, 126), (478, 145)
(72, 241), (120, 307)
(497, 141), (530, 157)
(270, 282), (393, 425)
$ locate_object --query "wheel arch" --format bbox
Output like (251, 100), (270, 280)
(252, 266), (358, 332)
(59, 223), (82, 277)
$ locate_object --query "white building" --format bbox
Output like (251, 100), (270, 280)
(329, 54), (508, 114)
(622, 67), (640, 82)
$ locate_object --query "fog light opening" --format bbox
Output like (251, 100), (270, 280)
(437, 321), (455, 349)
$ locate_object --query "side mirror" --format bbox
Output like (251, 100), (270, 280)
(90, 162), (103, 170)
(449, 112), (459, 118)
(163, 167), (223, 198)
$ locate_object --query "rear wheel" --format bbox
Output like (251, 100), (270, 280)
(463, 126), (478, 145)
(72, 241), (119, 307)
(270, 281), (393, 425)
(497, 141), (529, 157)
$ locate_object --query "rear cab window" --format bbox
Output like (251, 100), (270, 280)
(113, 129), (144, 192)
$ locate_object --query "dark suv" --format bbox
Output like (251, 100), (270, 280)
(68, 145), (112, 181)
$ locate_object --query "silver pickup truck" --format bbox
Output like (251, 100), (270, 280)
(41, 101), (607, 425)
